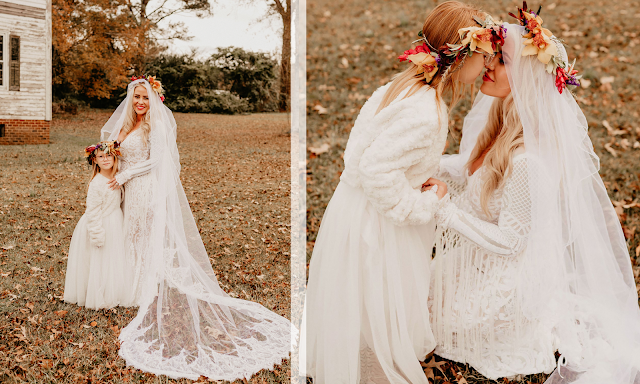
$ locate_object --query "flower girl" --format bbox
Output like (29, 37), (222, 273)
(64, 141), (134, 309)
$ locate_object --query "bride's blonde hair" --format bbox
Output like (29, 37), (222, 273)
(376, 1), (486, 115)
(121, 84), (151, 145)
(467, 94), (524, 216)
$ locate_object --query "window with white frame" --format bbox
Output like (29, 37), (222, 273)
(0, 33), (4, 88)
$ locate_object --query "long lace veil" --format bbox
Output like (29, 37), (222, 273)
(100, 79), (293, 380)
(444, 23), (640, 384)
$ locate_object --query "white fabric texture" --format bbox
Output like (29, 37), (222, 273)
(117, 128), (155, 304)
(100, 79), (293, 381)
(64, 174), (135, 309)
(430, 153), (558, 379)
(431, 23), (640, 384)
(302, 82), (448, 383)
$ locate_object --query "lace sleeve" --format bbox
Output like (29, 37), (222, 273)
(115, 128), (162, 185)
(86, 180), (106, 247)
(358, 114), (448, 226)
(435, 157), (531, 256)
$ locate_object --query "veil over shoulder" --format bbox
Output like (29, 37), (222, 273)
(438, 23), (640, 384)
(101, 79), (293, 381)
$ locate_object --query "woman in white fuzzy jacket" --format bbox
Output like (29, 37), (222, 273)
(302, 2), (506, 383)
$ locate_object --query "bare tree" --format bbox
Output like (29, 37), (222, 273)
(239, 0), (290, 111)
(122, 0), (213, 71)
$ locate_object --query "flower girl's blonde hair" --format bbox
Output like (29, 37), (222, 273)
(376, 1), (487, 115)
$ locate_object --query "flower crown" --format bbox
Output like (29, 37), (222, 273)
(84, 141), (121, 166)
(398, 15), (506, 84)
(130, 74), (166, 102)
(510, 1), (581, 93)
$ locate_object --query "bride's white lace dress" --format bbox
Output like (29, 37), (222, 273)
(117, 128), (154, 305)
(429, 151), (557, 380)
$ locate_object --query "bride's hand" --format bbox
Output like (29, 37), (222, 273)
(422, 178), (448, 199)
(107, 178), (120, 190)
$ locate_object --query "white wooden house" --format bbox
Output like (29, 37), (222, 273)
(0, 0), (51, 145)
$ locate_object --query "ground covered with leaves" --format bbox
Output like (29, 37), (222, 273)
(0, 110), (291, 383)
(306, 0), (640, 383)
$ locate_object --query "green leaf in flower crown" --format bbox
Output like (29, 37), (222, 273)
(418, 30), (423, 37)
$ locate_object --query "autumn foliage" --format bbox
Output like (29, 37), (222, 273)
(52, 0), (148, 100)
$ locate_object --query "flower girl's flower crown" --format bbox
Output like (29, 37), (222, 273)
(398, 15), (506, 84)
(130, 74), (166, 102)
(84, 141), (121, 166)
(510, 1), (581, 93)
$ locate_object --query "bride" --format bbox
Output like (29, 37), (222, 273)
(100, 76), (292, 381)
(302, 2), (506, 383)
(427, 10), (640, 384)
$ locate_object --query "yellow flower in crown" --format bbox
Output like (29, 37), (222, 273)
(408, 51), (439, 83)
(458, 26), (496, 54)
(512, 4), (558, 70)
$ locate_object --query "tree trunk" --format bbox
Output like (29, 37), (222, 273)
(278, 2), (291, 112)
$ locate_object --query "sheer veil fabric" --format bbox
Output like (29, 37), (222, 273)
(101, 79), (293, 381)
(441, 24), (640, 384)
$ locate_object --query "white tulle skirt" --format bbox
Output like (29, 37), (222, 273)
(64, 211), (135, 309)
(303, 181), (436, 384)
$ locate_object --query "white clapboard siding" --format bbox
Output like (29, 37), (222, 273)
(0, 10), (49, 120)
(2, 0), (45, 10)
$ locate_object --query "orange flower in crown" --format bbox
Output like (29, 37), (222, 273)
(130, 74), (166, 102)
(510, 1), (582, 93)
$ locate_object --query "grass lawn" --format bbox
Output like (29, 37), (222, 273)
(306, 0), (640, 382)
(0, 109), (291, 383)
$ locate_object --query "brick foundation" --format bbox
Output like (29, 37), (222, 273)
(0, 119), (50, 145)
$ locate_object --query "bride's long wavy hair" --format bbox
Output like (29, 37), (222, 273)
(467, 93), (524, 215)
(121, 84), (152, 145)
(376, 1), (486, 116)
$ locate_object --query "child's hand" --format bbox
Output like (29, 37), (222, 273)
(422, 178), (448, 199)
(90, 230), (105, 248)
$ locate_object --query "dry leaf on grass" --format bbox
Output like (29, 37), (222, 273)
(313, 104), (328, 115)
(309, 143), (331, 155)
(602, 120), (627, 136)
(604, 143), (618, 157)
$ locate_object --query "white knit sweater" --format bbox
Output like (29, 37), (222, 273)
(340, 83), (449, 226)
(85, 174), (122, 247)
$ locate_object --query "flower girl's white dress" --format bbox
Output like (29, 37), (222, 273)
(64, 174), (135, 309)
(303, 83), (448, 384)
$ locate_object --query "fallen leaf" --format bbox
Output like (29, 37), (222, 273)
(600, 76), (615, 84)
(55, 310), (68, 317)
(90, 321), (97, 327)
(1, 245), (14, 250)
(604, 143), (618, 157)
(580, 79), (591, 88)
(313, 104), (328, 115)
(309, 143), (330, 155)
(602, 120), (627, 136)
